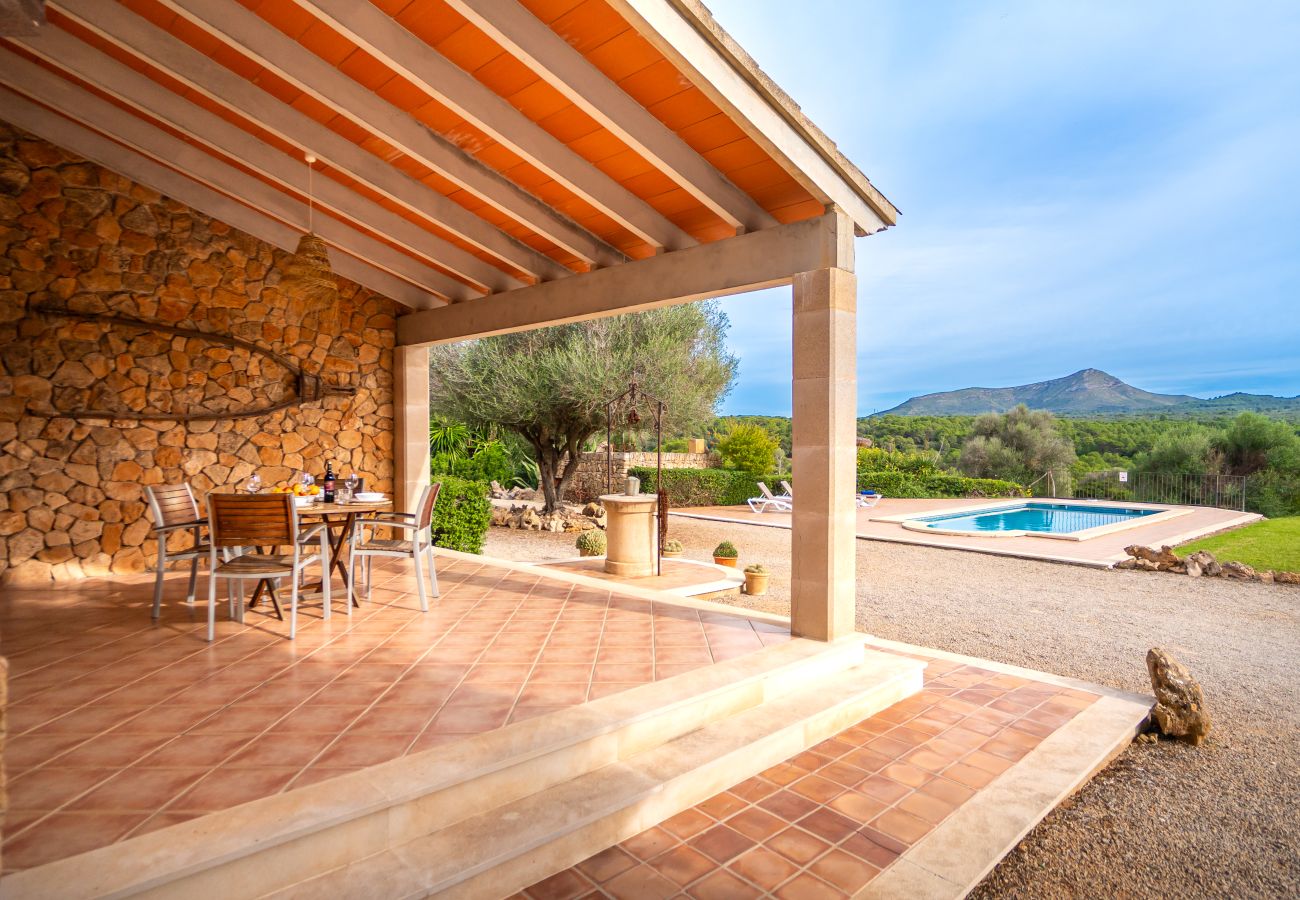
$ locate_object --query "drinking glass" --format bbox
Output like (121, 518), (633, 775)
(245, 474), (262, 494)
(345, 473), (359, 498)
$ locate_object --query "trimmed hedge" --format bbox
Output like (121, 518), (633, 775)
(857, 469), (1024, 499)
(429, 475), (492, 554)
(629, 466), (762, 507)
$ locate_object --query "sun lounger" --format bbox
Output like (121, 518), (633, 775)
(856, 491), (883, 508)
(747, 482), (792, 513)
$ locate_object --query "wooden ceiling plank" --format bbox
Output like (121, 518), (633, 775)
(0, 88), (435, 308)
(446, 0), (774, 234)
(0, 49), (464, 305)
(154, 0), (624, 266)
(607, 0), (895, 234)
(293, 0), (693, 252)
(49, 0), (575, 282)
(16, 26), (517, 295)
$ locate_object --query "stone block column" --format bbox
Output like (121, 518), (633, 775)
(790, 265), (858, 641)
(394, 345), (430, 515)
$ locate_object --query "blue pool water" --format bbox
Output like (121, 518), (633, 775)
(914, 501), (1158, 534)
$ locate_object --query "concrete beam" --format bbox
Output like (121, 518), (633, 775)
(0, 88), (432, 308)
(444, 0), (775, 234)
(296, 0), (695, 252)
(397, 208), (853, 346)
(49, 0), (576, 283)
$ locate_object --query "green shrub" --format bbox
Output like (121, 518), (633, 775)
(717, 423), (779, 477)
(430, 476), (491, 554)
(856, 469), (1023, 499)
(431, 441), (514, 485)
(713, 540), (738, 558)
(575, 529), (606, 556)
(629, 466), (761, 507)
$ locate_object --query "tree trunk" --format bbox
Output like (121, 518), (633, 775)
(529, 433), (590, 515)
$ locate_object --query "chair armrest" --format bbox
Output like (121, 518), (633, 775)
(298, 523), (328, 543)
(362, 516), (420, 530)
(152, 519), (208, 534)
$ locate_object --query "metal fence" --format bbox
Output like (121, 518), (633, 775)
(1051, 471), (1248, 511)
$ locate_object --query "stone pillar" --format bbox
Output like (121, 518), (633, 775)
(790, 265), (858, 641)
(394, 345), (430, 515)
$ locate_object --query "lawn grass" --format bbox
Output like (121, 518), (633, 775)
(1178, 516), (1300, 573)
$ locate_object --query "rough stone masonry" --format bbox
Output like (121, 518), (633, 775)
(0, 123), (400, 585)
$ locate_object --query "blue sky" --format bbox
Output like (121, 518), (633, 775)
(709, 1), (1300, 415)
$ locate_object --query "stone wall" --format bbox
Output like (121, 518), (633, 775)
(570, 450), (717, 502)
(0, 123), (399, 584)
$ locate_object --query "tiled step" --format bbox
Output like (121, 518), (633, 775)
(0, 636), (891, 899)
(266, 650), (925, 899)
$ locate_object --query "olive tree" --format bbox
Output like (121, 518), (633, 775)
(958, 404), (1076, 486)
(429, 302), (737, 513)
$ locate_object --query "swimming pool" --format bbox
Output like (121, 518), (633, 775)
(908, 501), (1162, 539)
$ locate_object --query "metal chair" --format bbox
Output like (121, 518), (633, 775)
(349, 483), (440, 611)
(205, 492), (332, 641)
(144, 483), (210, 620)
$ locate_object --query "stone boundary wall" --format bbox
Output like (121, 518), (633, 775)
(570, 450), (717, 502)
(0, 123), (399, 585)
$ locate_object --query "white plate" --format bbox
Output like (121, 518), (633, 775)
(355, 492), (385, 502)
(293, 496), (316, 506)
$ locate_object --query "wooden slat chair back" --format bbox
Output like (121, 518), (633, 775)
(204, 492), (334, 642)
(144, 483), (210, 619)
(349, 483), (441, 612)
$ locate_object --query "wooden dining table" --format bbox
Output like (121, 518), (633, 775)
(248, 497), (392, 613)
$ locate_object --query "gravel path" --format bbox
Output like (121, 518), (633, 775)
(486, 518), (1300, 897)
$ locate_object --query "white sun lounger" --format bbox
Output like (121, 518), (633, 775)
(856, 491), (883, 508)
(747, 482), (792, 513)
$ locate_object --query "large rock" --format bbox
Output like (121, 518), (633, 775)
(1274, 571), (1300, 586)
(1146, 648), (1211, 746)
(1184, 549), (1221, 578)
(1221, 561), (1258, 580)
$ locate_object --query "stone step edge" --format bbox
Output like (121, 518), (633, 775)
(0, 636), (869, 900)
(268, 651), (926, 900)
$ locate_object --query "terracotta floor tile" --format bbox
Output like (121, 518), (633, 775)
(0, 812), (148, 870)
(170, 767), (300, 812)
(839, 830), (901, 869)
(766, 826), (831, 866)
(870, 807), (933, 845)
(697, 791), (748, 821)
(576, 845), (639, 884)
(726, 807), (787, 842)
(660, 807), (716, 840)
(820, 761), (870, 788)
(68, 765), (208, 813)
(621, 826), (679, 861)
(518, 682), (589, 706)
(226, 732), (336, 768)
(463, 664), (536, 683)
(6, 766), (118, 811)
(0, 733), (88, 771)
(689, 868), (765, 899)
(352, 705), (434, 734)
(799, 808), (860, 844)
(880, 761), (932, 789)
(601, 864), (679, 900)
(964, 749), (1017, 775)
(690, 824), (756, 863)
(47, 732), (172, 769)
(759, 789), (820, 822)
(270, 705), (364, 734)
(313, 731), (417, 767)
(943, 761), (999, 789)
(729, 845), (799, 892)
(789, 774), (845, 804)
(140, 733), (256, 768)
(730, 775), (780, 804)
(647, 843), (716, 886)
(897, 790), (959, 825)
(110, 704), (225, 735)
(828, 790), (889, 825)
(523, 867), (596, 900)
(191, 704), (293, 735)
(810, 848), (879, 894)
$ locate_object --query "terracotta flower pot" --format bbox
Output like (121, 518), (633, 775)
(662, 550), (683, 559)
(744, 572), (770, 595)
(713, 556), (738, 568)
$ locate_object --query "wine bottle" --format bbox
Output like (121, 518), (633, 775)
(323, 461), (336, 503)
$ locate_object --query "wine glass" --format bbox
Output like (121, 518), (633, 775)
(245, 473), (262, 494)
(345, 473), (359, 500)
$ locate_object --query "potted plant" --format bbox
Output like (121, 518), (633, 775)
(662, 538), (684, 559)
(712, 540), (738, 567)
(576, 529), (606, 557)
(743, 564), (769, 595)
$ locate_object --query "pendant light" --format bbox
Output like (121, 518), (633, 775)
(280, 153), (338, 309)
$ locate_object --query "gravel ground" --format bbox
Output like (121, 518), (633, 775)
(487, 518), (1300, 898)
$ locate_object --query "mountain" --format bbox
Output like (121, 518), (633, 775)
(879, 369), (1199, 416)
